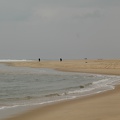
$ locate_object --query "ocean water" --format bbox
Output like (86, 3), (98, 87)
(0, 62), (120, 119)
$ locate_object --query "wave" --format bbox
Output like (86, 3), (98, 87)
(0, 59), (33, 62)
(0, 96), (76, 111)
(61, 77), (120, 96)
(43, 83), (93, 98)
(1, 71), (120, 114)
(45, 93), (61, 97)
(0, 76), (120, 113)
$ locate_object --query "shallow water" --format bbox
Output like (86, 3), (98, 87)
(0, 63), (120, 119)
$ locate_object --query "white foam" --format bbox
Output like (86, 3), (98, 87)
(68, 88), (94, 94)
(0, 95), (77, 112)
(0, 59), (33, 62)
(66, 75), (120, 97)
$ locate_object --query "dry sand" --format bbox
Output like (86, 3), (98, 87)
(3, 59), (120, 120)
(5, 59), (120, 75)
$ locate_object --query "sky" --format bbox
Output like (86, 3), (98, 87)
(0, 0), (120, 60)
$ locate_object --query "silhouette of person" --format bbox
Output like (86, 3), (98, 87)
(60, 58), (62, 62)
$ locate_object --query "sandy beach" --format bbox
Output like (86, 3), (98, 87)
(5, 59), (120, 75)
(3, 59), (120, 120)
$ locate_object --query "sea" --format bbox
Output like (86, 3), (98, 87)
(0, 60), (120, 119)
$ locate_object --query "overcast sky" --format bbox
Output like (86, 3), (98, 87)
(0, 0), (120, 60)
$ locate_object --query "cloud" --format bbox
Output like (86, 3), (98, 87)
(30, 7), (58, 22)
(0, 0), (39, 22)
(71, 8), (103, 20)
(0, 0), (117, 22)
(28, 6), (103, 24)
(0, 0), (120, 59)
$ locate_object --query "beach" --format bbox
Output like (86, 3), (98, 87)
(2, 59), (120, 120)
(5, 59), (120, 75)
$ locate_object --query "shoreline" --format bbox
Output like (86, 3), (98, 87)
(3, 85), (120, 120)
(1, 59), (120, 120)
(3, 59), (120, 75)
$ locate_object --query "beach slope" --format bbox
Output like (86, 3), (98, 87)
(4, 86), (120, 120)
(3, 59), (120, 120)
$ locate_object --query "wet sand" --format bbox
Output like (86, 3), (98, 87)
(3, 59), (120, 120)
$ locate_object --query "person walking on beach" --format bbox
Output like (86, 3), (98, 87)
(38, 58), (40, 62)
(60, 58), (62, 62)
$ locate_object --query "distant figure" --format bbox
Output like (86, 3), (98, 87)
(60, 58), (62, 62)
(38, 58), (40, 62)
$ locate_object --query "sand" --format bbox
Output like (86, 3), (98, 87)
(2, 59), (120, 120)
(5, 59), (120, 75)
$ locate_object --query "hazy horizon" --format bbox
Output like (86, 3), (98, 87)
(0, 0), (120, 60)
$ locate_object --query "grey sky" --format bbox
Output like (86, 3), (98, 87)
(0, 0), (120, 60)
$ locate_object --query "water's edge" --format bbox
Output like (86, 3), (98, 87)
(0, 63), (120, 119)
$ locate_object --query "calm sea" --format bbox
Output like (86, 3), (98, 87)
(0, 61), (120, 119)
